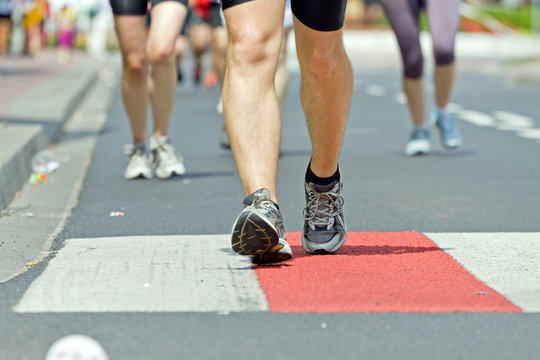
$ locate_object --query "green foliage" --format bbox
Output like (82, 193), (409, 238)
(378, 5), (535, 33)
(480, 6), (532, 32)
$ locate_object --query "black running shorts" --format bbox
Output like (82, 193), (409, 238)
(220, 0), (347, 31)
(110, 0), (187, 16)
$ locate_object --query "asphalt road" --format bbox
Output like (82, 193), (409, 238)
(1, 59), (539, 359)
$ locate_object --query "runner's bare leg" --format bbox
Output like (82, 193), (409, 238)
(147, 2), (187, 138)
(114, 16), (148, 143)
(294, 18), (352, 177)
(222, 0), (285, 201)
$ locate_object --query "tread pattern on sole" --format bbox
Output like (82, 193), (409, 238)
(232, 211), (279, 256)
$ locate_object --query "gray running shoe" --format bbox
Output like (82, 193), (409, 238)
(231, 188), (292, 264)
(404, 128), (430, 156)
(149, 136), (186, 178)
(302, 180), (346, 254)
(434, 110), (463, 149)
(123, 144), (152, 180)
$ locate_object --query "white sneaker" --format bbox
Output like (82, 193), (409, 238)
(123, 144), (152, 180)
(149, 136), (186, 178)
(404, 128), (431, 156)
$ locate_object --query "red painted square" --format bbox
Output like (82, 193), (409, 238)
(256, 232), (521, 313)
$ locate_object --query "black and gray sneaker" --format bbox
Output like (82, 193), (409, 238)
(302, 180), (346, 254)
(231, 188), (292, 264)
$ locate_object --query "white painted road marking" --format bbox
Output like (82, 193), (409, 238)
(426, 233), (540, 312)
(365, 84), (387, 97)
(459, 110), (496, 127)
(494, 111), (534, 129)
(517, 128), (540, 141)
(14, 235), (268, 313)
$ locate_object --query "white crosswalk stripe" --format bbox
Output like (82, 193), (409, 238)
(14, 235), (268, 313)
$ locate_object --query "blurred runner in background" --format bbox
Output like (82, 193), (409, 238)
(56, 4), (76, 63)
(187, 0), (226, 86)
(22, 0), (47, 58)
(380, 0), (464, 156)
(0, 0), (12, 55)
(110, 0), (188, 179)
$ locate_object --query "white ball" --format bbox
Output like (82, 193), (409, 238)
(45, 335), (109, 360)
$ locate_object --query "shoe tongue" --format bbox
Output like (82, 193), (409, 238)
(310, 180), (338, 193)
(243, 188), (271, 206)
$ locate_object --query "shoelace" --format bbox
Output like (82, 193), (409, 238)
(123, 145), (148, 167)
(254, 197), (284, 231)
(411, 128), (429, 140)
(303, 188), (344, 229)
(153, 143), (183, 166)
(437, 113), (455, 134)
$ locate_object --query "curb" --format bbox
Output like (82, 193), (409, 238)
(0, 62), (103, 211)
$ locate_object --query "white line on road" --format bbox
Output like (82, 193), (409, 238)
(517, 129), (540, 141)
(393, 92), (407, 104)
(494, 111), (534, 128)
(365, 84), (387, 97)
(14, 235), (268, 313)
(459, 110), (496, 127)
(425, 232), (540, 312)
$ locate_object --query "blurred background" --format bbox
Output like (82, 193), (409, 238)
(0, 0), (539, 62)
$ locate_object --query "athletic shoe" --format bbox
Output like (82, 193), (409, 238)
(434, 110), (463, 149)
(218, 126), (231, 150)
(302, 180), (346, 254)
(149, 136), (186, 178)
(123, 144), (152, 180)
(404, 128), (430, 156)
(231, 188), (292, 264)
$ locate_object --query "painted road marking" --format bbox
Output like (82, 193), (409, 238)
(365, 84), (387, 97)
(14, 235), (268, 313)
(393, 92), (407, 104)
(494, 111), (534, 130)
(426, 233), (540, 312)
(15, 233), (538, 313)
(459, 110), (496, 127)
(517, 128), (540, 141)
(257, 232), (519, 313)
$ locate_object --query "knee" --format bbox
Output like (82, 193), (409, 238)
(147, 42), (175, 65)
(123, 54), (148, 81)
(228, 30), (277, 68)
(433, 46), (455, 66)
(403, 49), (423, 79)
(299, 42), (344, 76)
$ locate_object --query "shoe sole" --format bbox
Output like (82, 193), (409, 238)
(249, 239), (292, 264)
(124, 171), (152, 180)
(231, 209), (280, 257)
(405, 141), (430, 156)
(156, 165), (186, 179)
(302, 233), (346, 255)
(435, 123), (463, 150)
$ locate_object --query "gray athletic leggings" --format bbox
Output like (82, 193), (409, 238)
(380, 0), (461, 78)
